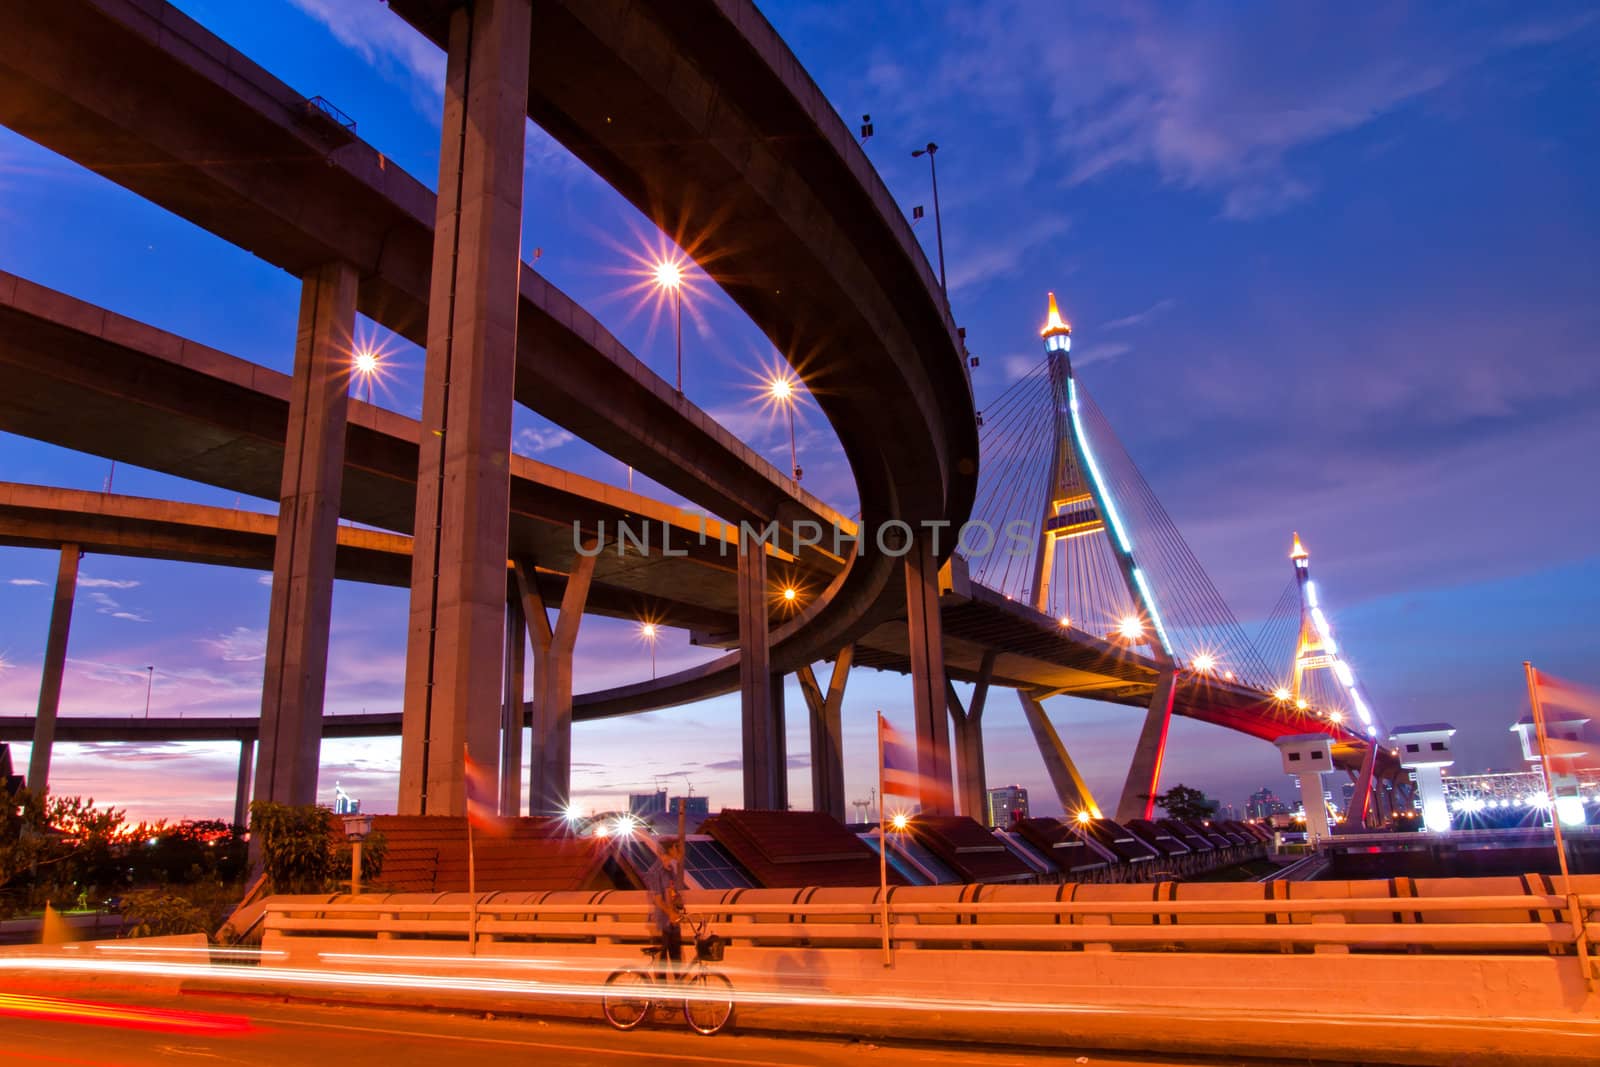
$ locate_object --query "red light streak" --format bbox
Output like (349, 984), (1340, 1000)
(0, 992), (251, 1035)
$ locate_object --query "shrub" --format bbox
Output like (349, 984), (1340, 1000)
(118, 890), (210, 938)
(249, 801), (333, 895)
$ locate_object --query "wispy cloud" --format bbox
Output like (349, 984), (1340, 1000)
(1101, 298), (1176, 332)
(6, 578), (43, 587)
(78, 576), (141, 590)
(515, 426), (576, 454)
(285, 0), (445, 116)
(203, 627), (267, 664)
(87, 590), (149, 623)
(931, 2), (1596, 220)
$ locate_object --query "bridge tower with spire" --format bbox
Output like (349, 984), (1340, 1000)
(1030, 293), (1179, 822)
(1286, 532), (1384, 827)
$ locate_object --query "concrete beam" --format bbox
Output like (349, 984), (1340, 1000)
(905, 534), (953, 814)
(255, 261), (355, 809)
(399, 0), (532, 816)
(946, 650), (994, 822)
(1017, 689), (1100, 818)
(797, 645), (852, 823)
(1116, 668), (1178, 823)
(27, 544), (80, 793)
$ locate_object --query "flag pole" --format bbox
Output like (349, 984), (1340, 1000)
(877, 711), (891, 967)
(465, 743), (479, 954)
(1524, 662), (1590, 986)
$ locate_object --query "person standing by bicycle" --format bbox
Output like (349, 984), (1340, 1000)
(638, 834), (687, 970)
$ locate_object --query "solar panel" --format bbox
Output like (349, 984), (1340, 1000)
(685, 838), (757, 890)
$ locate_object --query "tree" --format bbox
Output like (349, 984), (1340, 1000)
(1154, 784), (1220, 821)
(248, 802), (334, 895)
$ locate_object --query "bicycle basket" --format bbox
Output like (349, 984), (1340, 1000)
(695, 933), (726, 962)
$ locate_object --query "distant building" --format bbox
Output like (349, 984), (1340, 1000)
(1247, 786), (1287, 820)
(1218, 802), (1239, 822)
(628, 791), (668, 817)
(333, 782), (360, 814)
(670, 795), (709, 818)
(985, 785), (1028, 828)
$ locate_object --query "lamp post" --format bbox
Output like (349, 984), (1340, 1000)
(768, 374), (801, 483)
(653, 259), (685, 394)
(639, 621), (658, 679)
(353, 347), (379, 404)
(142, 665), (154, 719)
(342, 813), (374, 896)
(911, 142), (946, 295)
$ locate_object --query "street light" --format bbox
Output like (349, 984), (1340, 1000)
(639, 621), (659, 679)
(143, 665), (154, 719)
(353, 346), (380, 404)
(911, 141), (947, 295)
(342, 813), (374, 896)
(768, 373), (801, 482)
(652, 257), (685, 394)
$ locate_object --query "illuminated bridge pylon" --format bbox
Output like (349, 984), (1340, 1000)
(969, 293), (1281, 821)
(1258, 533), (1387, 827)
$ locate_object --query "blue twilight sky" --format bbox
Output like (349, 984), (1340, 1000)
(1, 1), (1597, 822)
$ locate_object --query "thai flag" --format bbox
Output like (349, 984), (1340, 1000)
(879, 714), (924, 800)
(464, 748), (507, 835)
(1532, 670), (1600, 768)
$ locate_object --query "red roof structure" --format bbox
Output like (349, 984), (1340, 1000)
(701, 809), (900, 888)
(368, 816), (620, 893)
(909, 815), (1036, 883)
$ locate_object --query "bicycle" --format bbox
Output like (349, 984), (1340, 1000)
(602, 916), (735, 1035)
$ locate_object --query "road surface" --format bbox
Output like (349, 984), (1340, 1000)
(1, 987), (1345, 1066)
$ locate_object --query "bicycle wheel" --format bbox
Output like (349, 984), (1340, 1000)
(681, 970), (735, 1035)
(602, 969), (654, 1030)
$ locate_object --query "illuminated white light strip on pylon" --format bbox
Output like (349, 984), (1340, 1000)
(1305, 580), (1319, 609)
(1310, 607), (1339, 654)
(1066, 378), (1175, 657)
(1067, 379), (1132, 554)
(1132, 567), (1176, 657)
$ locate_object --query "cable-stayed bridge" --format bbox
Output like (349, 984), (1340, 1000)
(0, 0), (1398, 838)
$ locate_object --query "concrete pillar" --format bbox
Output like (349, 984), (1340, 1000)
(499, 575), (526, 817)
(737, 537), (784, 809)
(904, 533), (953, 814)
(1115, 668), (1177, 823)
(27, 543), (80, 793)
(945, 651), (994, 822)
(797, 646), (852, 823)
(233, 738), (255, 831)
(1347, 741), (1379, 829)
(256, 261), (356, 809)
(514, 554), (595, 816)
(398, 0), (532, 815)
(1017, 688), (1101, 818)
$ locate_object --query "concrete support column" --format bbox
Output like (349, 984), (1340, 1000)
(256, 260), (356, 809)
(499, 575), (526, 817)
(233, 738), (255, 831)
(27, 543), (80, 793)
(1348, 742), (1379, 829)
(1115, 668), (1177, 823)
(514, 554), (595, 816)
(797, 646), (852, 823)
(737, 537), (784, 809)
(904, 533), (953, 814)
(399, 0), (532, 815)
(945, 651), (994, 822)
(1017, 689), (1100, 818)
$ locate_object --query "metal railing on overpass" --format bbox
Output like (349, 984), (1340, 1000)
(263, 877), (1600, 957)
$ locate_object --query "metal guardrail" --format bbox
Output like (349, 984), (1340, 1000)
(264, 891), (1599, 955)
